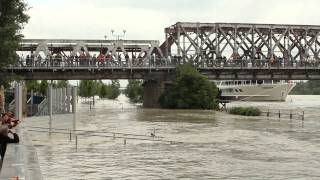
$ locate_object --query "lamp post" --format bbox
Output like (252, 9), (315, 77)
(111, 29), (126, 40)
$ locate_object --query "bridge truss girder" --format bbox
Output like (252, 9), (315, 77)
(162, 22), (320, 65)
(19, 39), (165, 66)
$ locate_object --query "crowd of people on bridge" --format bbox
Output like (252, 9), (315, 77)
(0, 111), (20, 170)
(14, 51), (320, 69)
(17, 52), (168, 68)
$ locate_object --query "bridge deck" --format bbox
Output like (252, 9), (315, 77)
(4, 63), (320, 80)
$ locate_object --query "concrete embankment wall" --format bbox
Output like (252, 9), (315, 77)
(0, 127), (43, 180)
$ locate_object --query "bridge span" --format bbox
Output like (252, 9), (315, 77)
(5, 22), (320, 80)
(4, 22), (320, 107)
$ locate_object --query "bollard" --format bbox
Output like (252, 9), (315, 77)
(75, 136), (78, 148)
(152, 128), (156, 138)
(69, 131), (72, 142)
(124, 138), (126, 145)
(302, 111), (304, 121)
(290, 110), (293, 120)
(278, 110), (281, 119)
(267, 109), (270, 117)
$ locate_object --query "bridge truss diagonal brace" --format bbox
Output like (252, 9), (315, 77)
(72, 42), (90, 56)
(34, 41), (52, 57)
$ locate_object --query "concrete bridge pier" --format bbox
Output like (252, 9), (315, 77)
(143, 77), (168, 108)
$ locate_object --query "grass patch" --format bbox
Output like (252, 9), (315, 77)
(228, 107), (261, 116)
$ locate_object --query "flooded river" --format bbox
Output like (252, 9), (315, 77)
(24, 95), (320, 179)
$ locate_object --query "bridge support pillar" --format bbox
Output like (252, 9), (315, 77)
(48, 83), (52, 132)
(14, 82), (23, 121)
(62, 88), (66, 113)
(66, 86), (71, 113)
(72, 86), (77, 131)
(143, 78), (166, 108)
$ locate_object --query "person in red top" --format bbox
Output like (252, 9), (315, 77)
(97, 53), (105, 66)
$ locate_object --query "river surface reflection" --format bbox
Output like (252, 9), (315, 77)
(25, 95), (320, 179)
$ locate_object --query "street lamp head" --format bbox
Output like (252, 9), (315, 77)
(111, 29), (114, 34)
(123, 30), (126, 34)
(104, 35), (107, 40)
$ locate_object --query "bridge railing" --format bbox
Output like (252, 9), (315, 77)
(8, 56), (320, 69)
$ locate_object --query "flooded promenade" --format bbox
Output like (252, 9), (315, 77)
(24, 95), (320, 179)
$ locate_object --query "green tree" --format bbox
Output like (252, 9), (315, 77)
(105, 80), (120, 99)
(39, 80), (48, 95)
(25, 80), (39, 92)
(291, 80), (320, 95)
(0, 0), (29, 87)
(96, 80), (120, 99)
(56, 80), (69, 88)
(159, 64), (219, 110)
(99, 83), (108, 98)
(125, 80), (143, 103)
(51, 81), (58, 88)
(79, 80), (95, 97)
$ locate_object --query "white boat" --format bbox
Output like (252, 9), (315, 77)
(217, 80), (296, 101)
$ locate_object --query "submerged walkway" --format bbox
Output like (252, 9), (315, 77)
(0, 126), (43, 180)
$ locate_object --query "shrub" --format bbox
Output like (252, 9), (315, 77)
(159, 64), (219, 110)
(229, 107), (261, 116)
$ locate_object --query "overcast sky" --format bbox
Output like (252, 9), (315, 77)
(23, 0), (319, 42)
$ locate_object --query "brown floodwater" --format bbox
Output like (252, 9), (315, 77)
(24, 95), (320, 179)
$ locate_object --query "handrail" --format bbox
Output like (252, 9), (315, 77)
(8, 57), (320, 69)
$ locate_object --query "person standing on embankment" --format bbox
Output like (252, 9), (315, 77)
(0, 113), (20, 170)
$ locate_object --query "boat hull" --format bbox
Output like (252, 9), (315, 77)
(219, 83), (296, 102)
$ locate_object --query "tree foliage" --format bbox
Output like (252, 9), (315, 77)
(26, 80), (69, 96)
(125, 80), (143, 103)
(39, 80), (48, 95)
(56, 80), (68, 88)
(99, 83), (108, 98)
(159, 64), (219, 110)
(229, 107), (261, 116)
(79, 80), (121, 99)
(0, 0), (29, 86)
(104, 80), (120, 99)
(25, 80), (39, 92)
(290, 80), (320, 95)
(79, 80), (95, 97)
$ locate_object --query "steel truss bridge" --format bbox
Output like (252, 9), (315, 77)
(4, 22), (320, 80)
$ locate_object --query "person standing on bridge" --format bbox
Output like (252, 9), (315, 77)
(97, 52), (105, 66)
